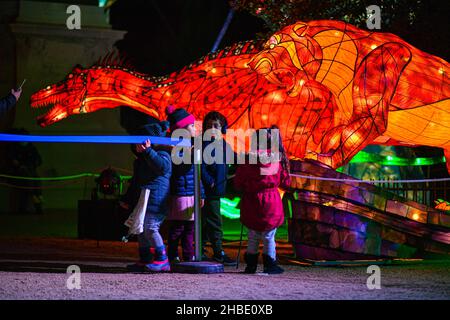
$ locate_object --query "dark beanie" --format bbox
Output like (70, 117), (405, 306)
(139, 120), (170, 137)
(165, 105), (195, 132)
(127, 116), (159, 135)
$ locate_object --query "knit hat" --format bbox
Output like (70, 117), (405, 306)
(139, 120), (170, 137)
(165, 105), (195, 132)
(127, 116), (160, 135)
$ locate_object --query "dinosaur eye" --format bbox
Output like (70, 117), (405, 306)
(268, 36), (278, 49)
(46, 86), (51, 90)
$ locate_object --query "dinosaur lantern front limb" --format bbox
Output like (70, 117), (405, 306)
(316, 43), (412, 168)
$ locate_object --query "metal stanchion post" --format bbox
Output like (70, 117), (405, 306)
(169, 144), (224, 274)
(194, 148), (202, 261)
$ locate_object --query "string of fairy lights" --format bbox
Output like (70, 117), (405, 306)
(1, 151), (448, 219)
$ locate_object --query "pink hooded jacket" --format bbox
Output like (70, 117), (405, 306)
(234, 153), (291, 232)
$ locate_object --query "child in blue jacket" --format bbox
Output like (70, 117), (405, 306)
(126, 120), (172, 272)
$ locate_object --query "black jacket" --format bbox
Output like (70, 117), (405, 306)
(201, 138), (235, 199)
(0, 94), (16, 118)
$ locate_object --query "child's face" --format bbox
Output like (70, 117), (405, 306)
(185, 123), (196, 137)
(205, 119), (222, 138)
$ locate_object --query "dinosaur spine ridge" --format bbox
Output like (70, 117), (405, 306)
(91, 40), (265, 88)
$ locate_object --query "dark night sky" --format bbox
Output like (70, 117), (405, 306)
(110, 0), (266, 75)
(108, 0), (266, 131)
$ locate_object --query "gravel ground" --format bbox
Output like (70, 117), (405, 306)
(0, 238), (448, 300)
(0, 260), (449, 300)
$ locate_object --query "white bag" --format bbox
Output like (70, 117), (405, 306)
(124, 188), (150, 235)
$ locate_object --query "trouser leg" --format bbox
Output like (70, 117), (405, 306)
(262, 228), (277, 260)
(246, 228), (261, 255)
(204, 199), (223, 254)
(168, 220), (184, 260)
(181, 220), (195, 261)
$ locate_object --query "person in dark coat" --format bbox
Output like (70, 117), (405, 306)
(4, 128), (43, 214)
(126, 120), (173, 273)
(201, 111), (236, 265)
(0, 89), (21, 118)
(120, 116), (162, 211)
(234, 126), (291, 274)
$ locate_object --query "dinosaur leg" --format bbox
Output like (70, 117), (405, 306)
(316, 43), (412, 169)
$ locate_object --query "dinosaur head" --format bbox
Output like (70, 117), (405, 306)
(248, 22), (323, 95)
(31, 65), (88, 127)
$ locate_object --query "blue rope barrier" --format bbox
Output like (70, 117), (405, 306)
(0, 134), (191, 147)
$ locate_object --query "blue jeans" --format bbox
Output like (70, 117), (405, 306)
(247, 228), (277, 259)
(138, 213), (166, 249)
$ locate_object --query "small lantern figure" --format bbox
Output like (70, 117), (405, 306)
(95, 167), (121, 197)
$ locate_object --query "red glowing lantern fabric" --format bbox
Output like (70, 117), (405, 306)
(31, 20), (450, 171)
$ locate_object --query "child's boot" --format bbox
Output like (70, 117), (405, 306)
(262, 254), (284, 274)
(213, 250), (237, 266)
(244, 252), (259, 274)
(127, 247), (155, 272)
(145, 246), (171, 272)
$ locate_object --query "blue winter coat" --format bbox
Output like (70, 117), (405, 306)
(136, 147), (172, 215)
(170, 149), (205, 198)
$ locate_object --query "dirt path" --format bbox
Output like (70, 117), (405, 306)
(0, 238), (448, 300)
(0, 260), (449, 300)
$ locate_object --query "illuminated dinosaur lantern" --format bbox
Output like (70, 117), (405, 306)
(31, 20), (450, 171)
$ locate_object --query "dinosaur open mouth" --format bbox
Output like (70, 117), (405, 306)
(30, 92), (68, 127)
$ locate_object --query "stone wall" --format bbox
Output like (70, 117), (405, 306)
(0, 1), (130, 212)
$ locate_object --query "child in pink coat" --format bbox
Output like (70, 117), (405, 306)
(234, 126), (291, 274)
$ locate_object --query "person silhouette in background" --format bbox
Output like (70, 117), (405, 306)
(4, 128), (43, 214)
(0, 88), (22, 118)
